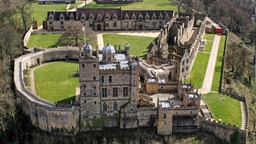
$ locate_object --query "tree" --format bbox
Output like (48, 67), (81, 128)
(57, 21), (95, 46)
(17, 0), (33, 33)
(57, 21), (84, 46)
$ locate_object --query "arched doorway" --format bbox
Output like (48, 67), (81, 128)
(97, 24), (101, 31)
(138, 24), (142, 30)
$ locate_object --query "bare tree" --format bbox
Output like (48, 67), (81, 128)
(57, 21), (95, 46)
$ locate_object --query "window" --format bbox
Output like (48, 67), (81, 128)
(103, 103), (107, 112)
(84, 93), (86, 96)
(93, 64), (96, 67)
(132, 22), (135, 28)
(49, 21), (52, 24)
(94, 101), (96, 105)
(182, 61), (185, 65)
(182, 68), (184, 72)
(105, 21), (109, 27)
(175, 69), (177, 73)
(113, 102), (118, 112)
(152, 22), (155, 28)
(186, 66), (189, 71)
(146, 22), (149, 28)
(113, 87), (118, 97)
(93, 77), (96, 80)
(94, 93), (96, 96)
(101, 76), (104, 83)
(124, 21), (128, 28)
(163, 114), (166, 119)
(82, 64), (84, 68)
(84, 100), (86, 103)
(186, 59), (189, 63)
(102, 88), (107, 97)
(123, 87), (128, 97)
(60, 21), (63, 25)
(113, 21), (117, 27)
(94, 86), (96, 89)
(89, 21), (93, 27)
(61, 26), (64, 29)
(109, 76), (112, 83)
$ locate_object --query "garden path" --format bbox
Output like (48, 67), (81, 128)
(198, 34), (220, 94)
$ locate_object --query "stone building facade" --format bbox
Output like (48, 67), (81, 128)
(79, 43), (139, 130)
(45, 8), (174, 31)
(146, 12), (206, 81)
(94, 0), (143, 4)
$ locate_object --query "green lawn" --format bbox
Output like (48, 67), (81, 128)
(211, 35), (226, 91)
(34, 62), (79, 103)
(31, 3), (67, 26)
(204, 41), (213, 53)
(69, 2), (83, 9)
(103, 34), (156, 59)
(189, 52), (210, 89)
(203, 33), (215, 41)
(27, 33), (61, 48)
(202, 92), (242, 127)
(86, 0), (178, 11)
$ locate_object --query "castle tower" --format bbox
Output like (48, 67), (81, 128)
(79, 43), (102, 130)
(157, 100), (173, 135)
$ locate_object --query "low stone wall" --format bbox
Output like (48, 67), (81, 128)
(200, 117), (246, 144)
(14, 47), (81, 135)
(23, 25), (33, 47)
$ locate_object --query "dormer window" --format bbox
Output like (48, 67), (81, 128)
(59, 13), (65, 20)
(138, 14), (143, 21)
(105, 13), (110, 20)
(131, 13), (136, 20)
(145, 13), (150, 20)
(159, 13), (163, 20)
(70, 13), (74, 20)
(97, 13), (102, 21)
(125, 13), (129, 20)
(165, 13), (169, 20)
(49, 13), (54, 20)
(113, 14), (117, 20)
(89, 13), (94, 20)
(152, 13), (156, 20)
(80, 13), (86, 21)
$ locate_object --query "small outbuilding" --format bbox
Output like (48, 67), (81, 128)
(214, 26), (222, 34)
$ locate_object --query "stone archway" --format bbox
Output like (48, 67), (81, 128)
(97, 24), (101, 31)
(138, 24), (143, 30)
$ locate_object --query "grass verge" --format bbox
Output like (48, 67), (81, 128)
(211, 35), (226, 91)
(202, 92), (242, 127)
(189, 52), (210, 89)
(27, 33), (61, 48)
(203, 33), (215, 41)
(34, 62), (79, 103)
(86, 0), (178, 11)
(103, 34), (156, 59)
(204, 41), (213, 53)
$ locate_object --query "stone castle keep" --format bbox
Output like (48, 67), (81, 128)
(14, 12), (247, 143)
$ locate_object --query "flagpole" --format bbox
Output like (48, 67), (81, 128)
(83, 26), (86, 44)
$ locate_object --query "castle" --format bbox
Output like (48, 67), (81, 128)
(13, 9), (247, 143)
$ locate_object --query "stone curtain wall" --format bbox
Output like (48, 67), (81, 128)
(200, 117), (246, 144)
(14, 47), (81, 135)
(23, 24), (33, 47)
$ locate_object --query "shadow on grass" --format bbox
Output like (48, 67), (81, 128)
(57, 96), (76, 104)
(139, 38), (159, 60)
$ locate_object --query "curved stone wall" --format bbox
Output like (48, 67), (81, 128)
(14, 47), (81, 135)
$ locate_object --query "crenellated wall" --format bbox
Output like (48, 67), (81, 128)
(200, 117), (246, 144)
(137, 107), (157, 127)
